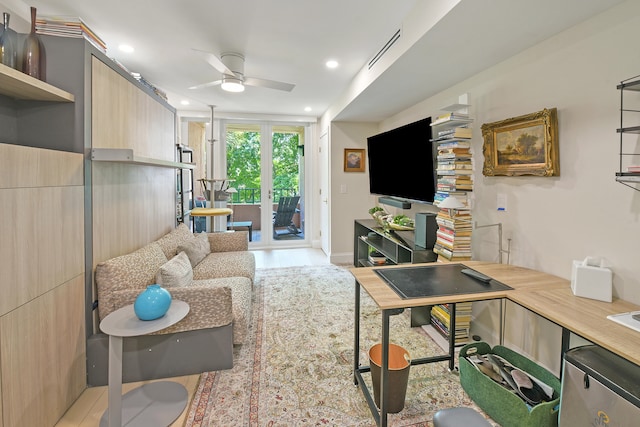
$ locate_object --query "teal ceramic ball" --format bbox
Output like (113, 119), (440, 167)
(134, 284), (172, 320)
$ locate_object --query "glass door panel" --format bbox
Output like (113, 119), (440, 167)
(225, 123), (262, 243)
(271, 125), (305, 243)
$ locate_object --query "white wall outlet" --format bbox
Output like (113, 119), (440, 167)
(497, 193), (507, 211)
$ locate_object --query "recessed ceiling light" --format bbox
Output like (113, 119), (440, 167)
(304, 106), (312, 112)
(119, 44), (134, 53)
(180, 100), (190, 106)
(326, 60), (338, 69)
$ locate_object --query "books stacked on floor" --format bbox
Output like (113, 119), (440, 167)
(36, 16), (107, 53)
(433, 209), (472, 261)
(430, 302), (472, 345)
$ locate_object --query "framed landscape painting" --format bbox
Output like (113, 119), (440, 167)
(344, 148), (365, 172)
(481, 108), (559, 176)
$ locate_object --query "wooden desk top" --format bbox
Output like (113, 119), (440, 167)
(350, 261), (640, 366)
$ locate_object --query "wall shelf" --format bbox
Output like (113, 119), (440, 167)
(616, 76), (640, 191)
(0, 63), (75, 102)
(91, 148), (195, 169)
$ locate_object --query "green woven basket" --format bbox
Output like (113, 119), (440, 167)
(459, 342), (561, 427)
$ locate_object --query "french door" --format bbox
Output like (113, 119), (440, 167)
(222, 121), (308, 247)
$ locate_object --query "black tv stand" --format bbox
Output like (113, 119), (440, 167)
(378, 196), (412, 209)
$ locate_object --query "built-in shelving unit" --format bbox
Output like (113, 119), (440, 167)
(353, 219), (435, 267)
(0, 63), (75, 102)
(616, 76), (640, 190)
(91, 148), (195, 169)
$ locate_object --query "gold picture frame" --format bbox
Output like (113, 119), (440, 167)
(481, 107), (559, 176)
(344, 148), (365, 172)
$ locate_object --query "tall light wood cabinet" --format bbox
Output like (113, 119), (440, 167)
(0, 34), (177, 426)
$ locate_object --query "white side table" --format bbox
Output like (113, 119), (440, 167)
(99, 300), (190, 427)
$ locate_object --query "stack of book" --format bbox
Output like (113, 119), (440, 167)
(433, 209), (472, 260)
(36, 16), (107, 53)
(432, 128), (473, 205)
(430, 302), (472, 345)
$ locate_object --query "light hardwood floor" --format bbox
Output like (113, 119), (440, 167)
(55, 248), (332, 427)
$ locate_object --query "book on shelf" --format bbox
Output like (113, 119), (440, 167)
(431, 114), (473, 126)
(438, 175), (473, 183)
(436, 127), (472, 139)
(433, 191), (470, 206)
(433, 243), (472, 260)
(436, 231), (471, 244)
(437, 162), (472, 171)
(431, 304), (472, 325)
(436, 226), (472, 238)
(437, 176), (473, 191)
(437, 183), (473, 192)
(436, 169), (473, 176)
(36, 15), (107, 53)
(437, 150), (471, 160)
(368, 251), (387, 265)
(434, 139), (472, 149)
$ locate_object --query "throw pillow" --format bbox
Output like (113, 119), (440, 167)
(156, 251), (193, 287)
(177, 232), (211, 268)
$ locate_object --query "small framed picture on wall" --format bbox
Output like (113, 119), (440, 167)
(344, 148), (365, 172)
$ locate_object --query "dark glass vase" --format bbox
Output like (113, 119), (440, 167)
(22, 6), (46, 81)
(0, 12), (17, 69)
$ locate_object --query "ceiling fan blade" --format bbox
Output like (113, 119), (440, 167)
(192, 48), (234, 75)
(244, 76), (295, 92)
(189, 80), (222, 90)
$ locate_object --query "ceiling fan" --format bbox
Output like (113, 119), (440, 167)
(190, 49), (295, 93)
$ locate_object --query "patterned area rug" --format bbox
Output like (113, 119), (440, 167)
(183, 265), (492, 426)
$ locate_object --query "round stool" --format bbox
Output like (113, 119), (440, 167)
(433, 407), (492, 427)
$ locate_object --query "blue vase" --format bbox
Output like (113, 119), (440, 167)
(134, 284), (172, 321)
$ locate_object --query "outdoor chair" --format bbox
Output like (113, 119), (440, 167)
(272, 195), (301, 239)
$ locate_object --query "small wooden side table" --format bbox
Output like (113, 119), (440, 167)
(99, 300), (190, 427)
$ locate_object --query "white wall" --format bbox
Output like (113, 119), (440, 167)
(330, 0), (640, 373)
(329, 122), (380, 262)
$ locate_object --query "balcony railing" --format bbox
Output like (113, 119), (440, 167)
(230, 188), (297, 204)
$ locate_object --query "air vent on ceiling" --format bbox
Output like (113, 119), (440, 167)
(368, 28), (401, 70)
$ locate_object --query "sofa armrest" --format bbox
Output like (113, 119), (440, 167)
(207, 231), (249, 252)
(156, 285), (233, 334)
(98, 285), (234, 335)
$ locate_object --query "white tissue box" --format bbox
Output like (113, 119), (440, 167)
(571, 258), (612, 302)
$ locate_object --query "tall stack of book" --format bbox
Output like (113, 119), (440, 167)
(433, 208), (472, 260)
(36, 16), (107, 53)
(430, 103), (474, 262)
(430, 302), (472, 345)
(432, 124), (473, 205)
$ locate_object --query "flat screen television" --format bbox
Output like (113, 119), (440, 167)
(366, 117), (436, 203)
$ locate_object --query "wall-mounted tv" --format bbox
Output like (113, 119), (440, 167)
(366, 117), (436, 203)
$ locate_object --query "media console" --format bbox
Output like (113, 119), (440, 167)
(354, 219), (438, 326)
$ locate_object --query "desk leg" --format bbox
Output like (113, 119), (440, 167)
(561, 327), (571, 375)
(107, 335), (123, 427)
(448, 303), (456, 371)
(380, 309), (391, 427)
(354, 280), (361, 385)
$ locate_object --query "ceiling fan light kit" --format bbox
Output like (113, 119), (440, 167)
(221, 76), (245, 92)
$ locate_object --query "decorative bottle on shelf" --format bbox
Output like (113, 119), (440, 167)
(0, 12), (17, 69)
(22, 6), (46, 81)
